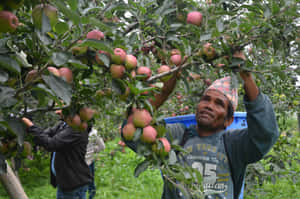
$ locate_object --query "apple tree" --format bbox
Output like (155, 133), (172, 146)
(0, 0), (299, 198)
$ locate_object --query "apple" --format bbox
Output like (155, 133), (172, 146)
(111, 48), (127, 64)
(141, 126), (157, 143)
(25, 69), (38, 83)
(202, 43), (216, 60)
(32, 4), (58, 29)
(86, 30), (104, 40)
(125, 54), (137, 70)
(59, 67), (73, 83)
(79, 107), (95, 121)
(122, 123), (136, 141)
(171, 49), (180, 56)
(157, 137), (171, 156)
(186, 11), (203, 26)
(0, 11), (19, 32)
(137, 66), (152, 80)
(66, 114), (81, 129)
(133, 109), (152, 128)
(157, 65), (172, 82)
(47, 66), (60, 76)
(170, 54), (182, 66)
(110, 64), (125, 79)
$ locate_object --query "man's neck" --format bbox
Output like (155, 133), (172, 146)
(196, 126), (223, 137)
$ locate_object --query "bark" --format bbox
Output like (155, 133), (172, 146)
(0, 162), (28, 199)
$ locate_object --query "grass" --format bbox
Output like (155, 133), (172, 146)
(0, 128), (300, 198)
(0, 139), (163, 199)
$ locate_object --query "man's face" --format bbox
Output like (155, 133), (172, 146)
(195, 89), (230, 132)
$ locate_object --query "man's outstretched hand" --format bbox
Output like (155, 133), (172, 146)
(22, 117), (34, 128)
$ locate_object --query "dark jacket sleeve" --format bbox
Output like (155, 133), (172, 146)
(224, 92), (280, 199)
(28, 124), (84, 152)
(227, 92), (280, 165)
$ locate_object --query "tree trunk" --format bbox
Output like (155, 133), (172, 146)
(0, 162), (29, 199)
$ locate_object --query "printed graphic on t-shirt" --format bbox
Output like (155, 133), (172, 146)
(181, 135), (234, 199)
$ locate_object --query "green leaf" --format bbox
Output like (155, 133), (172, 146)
(0, 86), (18, 108)
(52, 1), (81, 25)
(168, 150), (177, 165)
(200, 34), (211, 41)
(6, 117), (25, 146)
(133, 128), (142, 142)
(0, 55), (20, 74)
(144, 100), (154, 116)
(68, 59), (89, 69)
(80, 40), (113, 54)
(42, 75), (72, 105)
(96, 52), (110, 68)
(41, 11), (52, 33)
(0, 70), (8, 83)
(174, 183), (191, 199)
(55, 22), (69, 35)
(134, 159), (151, 177)
(216, 19), (224, 32)
(68, 0), (78, 11)
(36, 31), (52, 45)
(87, 18), (111, 31)
(0, 38), (9, 54)
(51, 52), (69, 66)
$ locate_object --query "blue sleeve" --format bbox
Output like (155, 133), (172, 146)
(226, 92), (280, 165)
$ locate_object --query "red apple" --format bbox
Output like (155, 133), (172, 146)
(137, 66), (152, 80)
(0, 11), (19, 32)
(110, 64), (125, 79)
(202, 43), (216, 60)
(157, 137), (171, 156)
(141, 125), (157, 143)
(123, 123), (136, 141)
(125, 54), (137, 70)
(86, 30), (104, 40)
(186, 11), (203, 26)
(25, 69), (38, 83)
(133, 109), (152, 128)
(79, 107), (95, 121)
(170, 54), (182, 66)
(59, 67), (73, 83)
(157, 65), (172, 82)
(47, 66), (60, 76)
(111, 48), (127, 64)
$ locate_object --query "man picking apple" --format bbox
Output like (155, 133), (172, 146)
(122, 52), (279, 199)
(22, 110), (92, 199)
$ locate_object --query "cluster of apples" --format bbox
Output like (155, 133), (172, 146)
(25, 66), (73, 84)
(0, 138), (32, 159)
(186, 11), (217, 61)
(64, 107), (96, 132)
(122, 108), (171, 157)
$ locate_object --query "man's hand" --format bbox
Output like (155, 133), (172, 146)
(22, 117), (34, 127)
(233, 50), (259, 101)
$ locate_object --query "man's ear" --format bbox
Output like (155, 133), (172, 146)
(224, 116), (234, 128)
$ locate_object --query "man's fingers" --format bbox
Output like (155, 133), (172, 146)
(22, 117), (34, 127)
